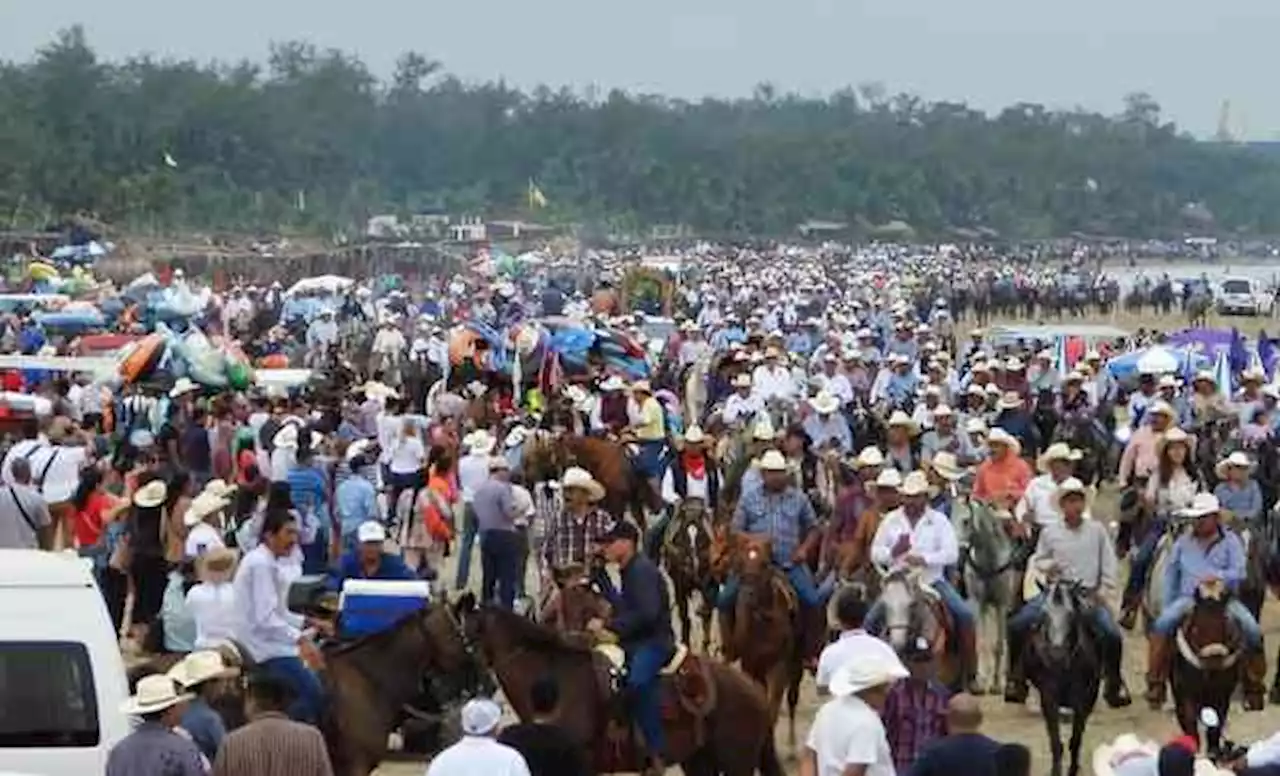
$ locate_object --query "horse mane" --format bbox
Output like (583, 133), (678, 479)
(482, 605), (594, 656)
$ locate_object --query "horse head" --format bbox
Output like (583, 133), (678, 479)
(1035, 579), (1087, 668)
(877, 567), (928, 651)
(667, 499), (713, 580)
(1179, 579), (1240, 670)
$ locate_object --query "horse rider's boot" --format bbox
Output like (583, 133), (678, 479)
(1118, 597), (1139, 631)
(1003, 629), (1029, 704)
(958, 626), (982, 694)
(1144, 635), (1171, 709)
(1102, 639), (1133, 708)
(1243, 649), (1268, 711)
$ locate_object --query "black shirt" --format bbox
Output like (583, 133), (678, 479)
(908, 733), (1002, 776)
(498, 722), (589, 776)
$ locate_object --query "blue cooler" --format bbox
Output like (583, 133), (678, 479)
(338, 579), (432, 639)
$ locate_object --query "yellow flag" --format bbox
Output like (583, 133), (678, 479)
(528, 180), (548, 209)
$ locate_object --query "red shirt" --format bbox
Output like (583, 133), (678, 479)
(1, 371), (21, 392)
(74, 491), (112, 548)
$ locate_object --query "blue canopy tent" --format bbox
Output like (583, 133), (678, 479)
(1105, 346), (1209, 381)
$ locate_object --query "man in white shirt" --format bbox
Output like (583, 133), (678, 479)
(1016, 443), (1081, 529)
(868, 470), (979, 693)
(801, 650), (906, 776)
(816, 589), (902, 695)
(751, 348), (796, 406)
(455, 431), (496, 591)
(721, 373), (762, 427)
(427, 698), (530, 776)
(814, 355), (854, 408)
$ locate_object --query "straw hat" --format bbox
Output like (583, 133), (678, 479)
(1005, 357), (1025, 371)
(169, 377), (200, 398)
(464, 430), (496, 456)
(997, 391), (1024, 410)
(561, 467), (605, 501)
(931, 404), (954, 418)
(987, 428), (1022, 455)
(1158, 375), (1180, 390)
(751, 416), (777, 441)
(1147, 401), (1176, 419)
(168, 650), (240, 689)
(196, 546), (238, 583)
(886, 411), (919, 435)
(203, 479), (237, 500)
(1193, 370), (1215, 384)
(928, 452), (965, 482)
(853, 446), (885, 469)
(631, 380), (653, 395)
(599, 375), (626, 392)
(899, 471), (930, 497)
(183, 492), (229, 527)
(1038, 442), (1083, 473)
(810, 392), (840, 415)
(1216, 451), (1255, 480)
(488, 456), (511, 472)
(682, 425), (707, 445)
(829, 647), (909, 696)
(965, 417), (988, 435)
(132, 480), (168, 509)
(1065, 371), (1085, 383)
(121, 674), (193, 716)
(757, 449), (790, 472)
(1160, 427), (1191, 447)
(1054, 478), (1089, 509)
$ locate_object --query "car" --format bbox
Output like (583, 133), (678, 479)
(1216, 277), (1273, 316)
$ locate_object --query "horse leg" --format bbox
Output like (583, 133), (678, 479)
(1067, 709), (1089, 776)
(699, 580), (716, 654)
(676, 578), (693, 647)
(990, 603), (1007, 696)
(1042, 690), (1065, 776)
(786, 656), (802, 756)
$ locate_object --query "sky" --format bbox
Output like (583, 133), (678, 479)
(0, 0), (1273, 139)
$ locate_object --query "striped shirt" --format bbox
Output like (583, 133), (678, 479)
(212, 713), (334, 776)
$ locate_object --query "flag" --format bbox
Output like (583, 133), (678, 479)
(1214, 350), (1232, 398)
(162, 152), (178, 168)
(1229, 327), (1249, 375)
(1180, 345), (1195, 386)
(1259, 331), (1276, 379)
(1052, 335), (1068, 375)
(527, 180), (548, 209)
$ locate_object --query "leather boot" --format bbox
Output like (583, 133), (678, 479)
(957, 625), (982, 694)
(1118, 595), (1139, 631)
(1103, 639), (1133, 708)
(1144, 635), (1170, 709)
(1243, 650), (1268, 711)
(1003, 628), (1029, 704)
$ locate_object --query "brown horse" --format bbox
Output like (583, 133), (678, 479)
(660, 498), (719, 652)
(457, 598), (782, 776)
(721, 535), (803, 753)
(525, 431), (662, 528)
(1169, 579), (1246, 745)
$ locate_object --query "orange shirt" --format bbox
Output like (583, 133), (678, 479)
(845, 505), (884, 574)
(972, 454), (1033, 506)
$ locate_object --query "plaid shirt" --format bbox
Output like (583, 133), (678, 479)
(882, 679), (950, 771)
(543, 506), (615, 570)
(731, 485), (816, 567)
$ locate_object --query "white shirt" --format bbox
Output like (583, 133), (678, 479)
(389, 436), (426, 475)
(511, 484), (535, 527)
(184, 522), (225, 559)
(186, 581), (237, 649)
(377, 414), (403, 464)
(805, 694), (896, 776)
(817, 373), (854, 406)
(870, 507), (959, 584)
(721, 393), (762, 425)
(232, 545), (304, 662)
(269, 447), (294, 483)
(751, 365), (796, 403)
(1246, 731), (1280, 769)
(661, 467), (708, 505)
(426, 736), (531, 776)
(815, 629), (902, 691)
(23, 444), (89, 504)
(458, 453), (491, 504)
(1016, 473), (1068, 528)
(0, 437), (47, 487)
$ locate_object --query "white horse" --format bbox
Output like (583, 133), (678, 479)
(955, 495), (1021, 695)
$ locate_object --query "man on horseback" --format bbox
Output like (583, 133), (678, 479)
(1005, 478), (1131, 707)
(589, 520), (675, 776)
(1015, 443), (1081, 530)
(867, 471), (980, 693)
(646, 425), (720, 559)
(1147, 493), (1265, 709)
(721, 373), (762, 428)
(539, 467), (615, 627)
(624, 380), (667, 508)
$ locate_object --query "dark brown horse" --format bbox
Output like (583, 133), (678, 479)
(660, 498), (718, 653)
(524, 431), (662, 528)
(1170, 579), (1245, 746)
(457, 598), (782, 776)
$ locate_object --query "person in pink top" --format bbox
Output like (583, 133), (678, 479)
(1117, 400), (1177, 489)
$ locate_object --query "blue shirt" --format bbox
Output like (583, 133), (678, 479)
(179, 697), (226, 761)
(287, 465), (328, 518)
(1163, 528), (1247, 607)
(336, 474), (379, 537)
(803, 413), (853, 453)
(1214, 480), (1264, 524)
(326, 549), (416, 591)
(597, 554), (674, 652)
(731, 485), (816, 567)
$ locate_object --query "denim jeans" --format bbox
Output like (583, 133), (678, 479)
(1009, 592), (1122, 642)
(1152, 596), (1263, 648)
(865, 578), (975, 632)
(454, 504), (478, 590)
(260, 656), (326, 724)
(480, 529), (521, 610)
(1124, 518), (1167, 600)
(716, 564), (834, 612)
(627, 642), (674, 758)
(645, 511), (673, 559)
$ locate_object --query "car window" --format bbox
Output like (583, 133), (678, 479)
(1222, 280), (1252, 294)
(0, 642), (99, 747)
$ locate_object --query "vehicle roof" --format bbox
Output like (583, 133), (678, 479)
(0, 550), (97, 588)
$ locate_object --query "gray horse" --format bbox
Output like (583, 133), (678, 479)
(956, 498), (1022, 695)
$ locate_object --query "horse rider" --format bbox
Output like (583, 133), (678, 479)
(720, 449), (833, 660)
(589, 520), (675, 776)
(802, 392), (853, 454)
(867, 470), (980, 693)
(972, 428), (1033, 521)
(843, 468), (904, 575)
(1118, 400), (1178, 491)
(539, 467), (616, 626)
(305, 309), (339, 369)
(751, 346), (797, 412)
(720, 372), (761, 428)
(1005, 478), (1131, 707)
(919, 405), (975, 465)
(625, 380), (668, 502)
(1015, 443), (1081, 531)
(1146, 493), (1265, 709)
(647, 425), (720, 559)
(991, 391), (1039, 458)
(325, 521), (415, 593)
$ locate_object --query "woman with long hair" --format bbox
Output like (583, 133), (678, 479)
(125, 476), (170, 651)
(387, 417), (427, 524)
(73, 466), (129, 632)
(407, 445), (456, 577)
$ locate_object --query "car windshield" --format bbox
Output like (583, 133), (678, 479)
(0, 642), (99, 747)
(1222, 280), (1252, 294)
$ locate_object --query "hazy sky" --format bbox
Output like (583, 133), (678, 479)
(1, 1), (1272, 138)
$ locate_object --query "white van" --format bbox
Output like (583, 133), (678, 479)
(0, 550), (130, 775)
(1217, 276), (1274, 316)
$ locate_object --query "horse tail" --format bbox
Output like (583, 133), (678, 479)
(757, 733), (784, 776)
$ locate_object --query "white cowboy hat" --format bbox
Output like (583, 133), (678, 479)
(751, 415), (777, 441)
(203, 479), (237, 500)
(196, 546), (238, 583)
(1147, 400), (1176, 418)
(345, 439), (373, 463)
(899, 471), (930, 497)
(464, 430), (497, 456)
(971, 361), (991, 373)
(1005, 357), (1025, 371)
(272, 424), (299, 450)
(965, 383), (986, 397)
(731, 373), (752, 388)
(1054, 477), (1089, 509)
(928, 452), (965, 482)
(1084, 349), (1103, 361)
(600, 375), (626, 391)
(854, 446), (885, 469)
(810, 392), (840, 414)
(986, 427), (1022, 454)
(1176, 493), (1221, 519)
(1242, 366), (1266, 381)
(561, 466), (605, 501)
(1216, 451), (1254, 479)
(683, 425), (707, 444)
(169, 377), (200, 398)
(167, 650), (240, 689)
(183, 492), (229, 527)
(132, 480), (168, 509)
(1038, 442), (1083, 472)
(931, 404), (954, 418)
(121, 674), (193, 716)
(965, 417), (988, 435)
(828, 648), (909, 696)
(1065, 371), (1086, 383)
(756, 449), (790, 472)
(1091, 734), (1160, 776)
(886, 411), (919, 435)
(997, 391), (1024, 410)
(357, 520), (388, 543)
(488, 456), (511, 471)
(1158, 374), (1180, 389)
(1160, 427), (1191, 446)
(763, 346), (781, 359)
(504, 426), (529, 449)
(1193, 369), (1216, 383)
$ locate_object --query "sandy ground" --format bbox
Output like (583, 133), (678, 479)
(374, 306), (1280, 775)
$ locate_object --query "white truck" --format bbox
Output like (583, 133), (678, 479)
(1216, 277), (1273, 317)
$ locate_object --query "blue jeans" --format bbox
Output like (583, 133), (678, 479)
(480, 530), (521, 610)
(454, 504), (478, 590)
(865, 578), (975, 632)
(627, 642), (674, 758)
(634, 441), (665, 479)
(1124, 518), (1167, 601)
(716, 564), (834, 611)
(1009, 592), (1122, 642)
(260, 656), (326, 725)
(1152, 596), (1263, 648)
(645, 511), (673, 558)
(300, 534), (328, 576)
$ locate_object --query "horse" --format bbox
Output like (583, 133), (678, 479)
(683, 355), (711, 426)
(955, 498), (1022, 696)
(660, 498), (718, 653)
(1052, 414), (1109, 487)
(719, 534), (803, 753)
(1169, 579), (1245, 745)
(457, 597), (783, 776)
(1023, 579), (1101, 776)
(528, 432), (663, 529)
(876, 568), (960, 688)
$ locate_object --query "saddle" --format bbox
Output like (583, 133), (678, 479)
(1174, 579), (1243, 671)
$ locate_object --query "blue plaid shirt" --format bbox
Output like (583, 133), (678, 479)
(731, 485), (816, 567)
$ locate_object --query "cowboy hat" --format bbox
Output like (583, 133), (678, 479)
(931, 404), (954, 418)
(1160, 427), (1191, 447)
(1176, 493), (1220, 519)
(965, 383), (986, 397)
(1147, 400), (1176, 419)
(828, 647), (909, 696)
(357, 521), (388, 543)
(504, 426), (529, 449)
(854, 446), (885, 469)
(899, 471), (930, 497)
(272, 424), (299, 450)
(168, 650), (240, 689)
(488, 456), (511, 471)
(132, 480), (168, 509)
(121, 674), (193, 716)
(997, 391), (1024, 410)
(928, 452), (965, 482)
(203, 479), (237, 500)
(1158, 375), (1180, 390)
(986, 427), (1022, 454)
(1091, 734), (1160, 776)
(971, 361), (991, 373)
(1038, 442), (1083, 473)
(810, 392), (840, 414)
(46, 416), (77, 444)
(183, 492), (229, 527)
(599, 375), (626, 392)
(682, 425), (708, 445)
(345, 439), (373, 463)
(169, 377), (201, 398)
(1005, 357), (1025, 371)
(464, 430), (497, 456)
(965, 417), (988, 435)
(1215, 451), (1254, 479)
(886, 411), (919, 435)
(561, 466), (606, 501)
(630, 380), (653, 394)
(751, 416), (777, 441)
(732, 373), (752, 388)
(196, 546), (238, 583)
(757, 449), (790, 472)
(1193, 369), (1215, 383)
(1054, 477), (1089, 509)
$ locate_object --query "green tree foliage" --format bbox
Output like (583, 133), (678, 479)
(4, 26), (1280, 237)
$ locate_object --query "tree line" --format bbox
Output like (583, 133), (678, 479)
(2, 26), (1279, 238)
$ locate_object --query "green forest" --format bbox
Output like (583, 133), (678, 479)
(2, 26), (1280, 238)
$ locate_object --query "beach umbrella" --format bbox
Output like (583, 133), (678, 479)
(1135, 346), (1179, 375)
